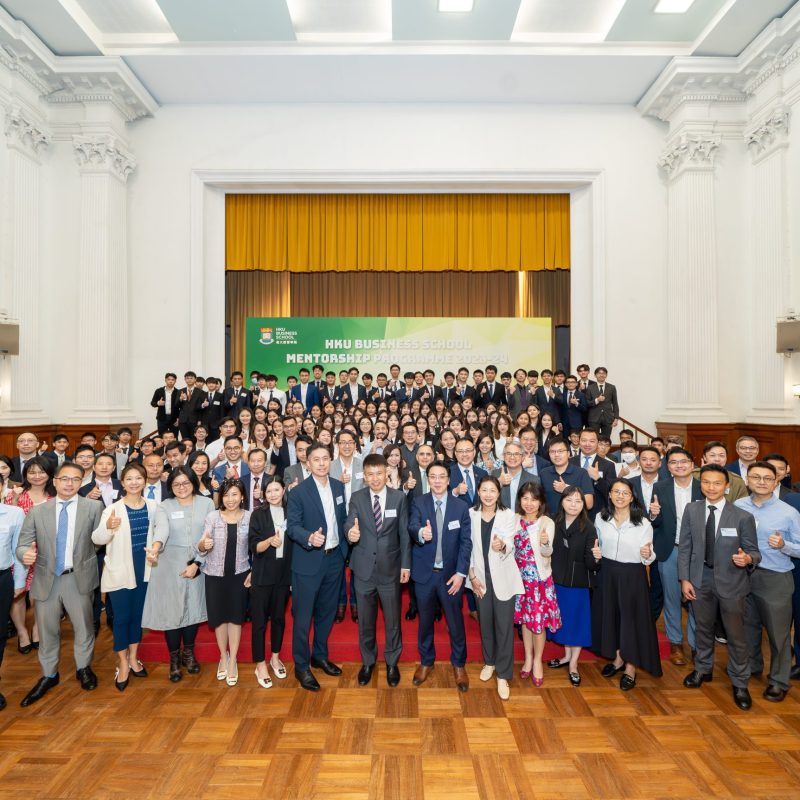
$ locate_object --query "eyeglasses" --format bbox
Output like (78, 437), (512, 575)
(171, 481), (192, 489)
(549, 449), (568, 456)
(611, 490), (632, 497)
(748, 475), (775, 483)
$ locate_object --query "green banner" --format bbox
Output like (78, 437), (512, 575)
(245, 318), (551, 385)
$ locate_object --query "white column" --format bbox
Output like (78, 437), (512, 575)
(658, 130), (728, 422)
(0, 105), (50, 421)
(69, 132), (136, 422)
(744, 106), (793, 421)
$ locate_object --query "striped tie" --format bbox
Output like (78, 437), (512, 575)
(373, 494), (383, 534)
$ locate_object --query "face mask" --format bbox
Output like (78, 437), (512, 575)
(621, 452), (637, 464)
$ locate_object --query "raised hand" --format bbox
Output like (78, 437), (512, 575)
(732, 547), (751, 568)
(308, 527), (326, 548)
(649, 495), (661, 518)
(552, 476), (567, 494)
(200, 532), (214, 552)
(767, 531), (785, 549)
(22, 542), (37, 566)
(106, 508), (121, 531)
(348, 517), (361, 543)
(421, 519), (433, 542)
(591, 539), (602, 560)
(586, 463), (600, 482)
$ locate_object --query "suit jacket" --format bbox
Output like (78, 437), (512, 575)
(724, 460), (743, 477)
(270, 438), (300, 478)
(283, 462), (311, 489)
(177, 387), (205, 425)
(340, 383), (367, 409)
(345, 487), (410, 583)
(369, 386), (395, 405)
(248, 505), (293, 586)
(415, 385), (442, 404)
(533, 386), (563, 424)
(651, 477), (703, 562)
(584, 382), (619, 426)
(448, 463), (488, 503)
(200, 390), (225, 433)
(561, 390), (587, 434)
(329, 456), (365, 502)
(467, 507), (524, 601)
(507, 384), (535, 418)
(286, 475), (348, 576)
(222, 386), (252, 413)
(319, 384), (340, 405)
(568, 454), (616, 517)
(408, 492), (472, 584)
(212, 461), (251, 486)
(678, 499), (760, 598)
(489, 468), (540, 509)
(290, 383), (321, 414)
(78, 475), (124, 506)
(10, 456), (38, 483)
(439, 385), (460, 407)
(450, 384), (476, 405)
(150, 387), (180, 425)
(474, 381), (507, 409)
(17, 495), (103, 602)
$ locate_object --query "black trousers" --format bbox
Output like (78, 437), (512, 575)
(0, 570), (13, 670)
(251, 583), (290, 662)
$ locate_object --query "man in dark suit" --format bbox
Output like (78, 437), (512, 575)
(507, 368), (535, 419)
(222, 371), (252, 413)
(370, 373), (395, 405)
(560, 375), (587, 436)
(490, 440), (539, 509)
(452, 367), (476, 405)
(150, 373), (179, 435)
(340, 367), (367, 410)
(317, 371), (340, 406)
(416, 370), (442, 405)
(474, 364), (507, 409)
(584, 367), (619, 437)
(651, 447), (703, 666)
(177, 371), (205, 440)
(345, 454), (410, 687)
(10, 431), (42, 482)
(725, 435), (760, 479)
(270, 416), (300, 479)
(199, 377), (225, 441)
(78, 454), (124, 506)
(289, 367), (321, 415)
(393, 372), (417, 406)
(533, 370), (564, 425)
(575, 363), (596, 395)
(448, 439), (488, 506)
(409, 462), (472, 692)
(286, 443), (348, 692)
(569, 428), (615, 520)
(679, 464), (760, 710)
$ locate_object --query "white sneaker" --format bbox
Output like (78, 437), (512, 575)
(480, 664), (495, 682)
(497, 678), (510, 700)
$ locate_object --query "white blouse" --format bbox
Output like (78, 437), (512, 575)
(595, 516), (655, 565)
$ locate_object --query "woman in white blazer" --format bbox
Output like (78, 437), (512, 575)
(467, 475), (524, 700)
(92, 463), (160, 691)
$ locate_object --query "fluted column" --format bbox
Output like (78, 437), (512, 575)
(70, 132), (136, 422)
(658, 130), (728, 422)
(1, 105), (50, 421)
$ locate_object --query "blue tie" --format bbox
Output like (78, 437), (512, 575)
(583, 456), (590, 469)
(147, 484), (156, 500)
(465, 470), (474, 502)
(55, 501), (70, 576)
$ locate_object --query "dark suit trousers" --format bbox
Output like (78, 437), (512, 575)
(792, 558), (800, 664)
(693, 566), (750, 687)
(291, 550), (344, 672)
(250, 583), (290, 662)
(415, 571), (467, 667)
(354, 573), (402, 666)
(179, 422), (196, 440)
(0, 570), (13, 669)
(157, 418), (176, 435)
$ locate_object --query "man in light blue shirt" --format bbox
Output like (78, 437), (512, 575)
(736, 461), (800, 702)
(0, 503), (27, 709)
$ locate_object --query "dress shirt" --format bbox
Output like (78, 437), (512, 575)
(258, 388), (286, 411)
(286, 436), (297, 466)
(0, 504), (26, 590)
(705, 498), (724, 532)
(164, 387), (175, 415)
(371, 487), (388, 522)
(524, 452), (539, 477)
(596, 517), (655, 564)
(509, 470), (523, 509)
(144, 482), (162, 503)
(56, 497), (78, 570)
(422, 491), (448, 568)
(738, 460), (750, 480)
(639, 476), (657, 510)
(673, 481), (693, 544)
(734, 495), (800, 571)
(96, 478), (117, 507)
(250, 472), (266, 510)
(205, 438), (224, 462)
(313, 477), (340, 550)
(338, 458), (358, 505)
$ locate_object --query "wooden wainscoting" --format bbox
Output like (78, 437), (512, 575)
(0, 422), (142, 459)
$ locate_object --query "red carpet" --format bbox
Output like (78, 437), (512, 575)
(139, 594), (671, 664)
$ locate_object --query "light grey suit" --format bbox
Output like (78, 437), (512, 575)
(17, 495), (103, 676)
(283, 462), (310, 490)
(678, 499), (760, 686)
(345, 487), (410, 666)
(329, 456), (364, 507)
(490, 468), (540, 510)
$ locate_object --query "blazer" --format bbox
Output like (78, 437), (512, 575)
(345, 487), (410, 583)
(369, 386), (395, 404)
(200, 509), (252, 576)
(17, 495), (103, 602)
(289, 383), (321, 414)
(439, 385), (460, 407)
(549, 518), (600, 589)
(533, 386), (563, 424)
(270, 438), (299, 478)
(286, 475), (348, 576)
(584, 382), (619, 426)
(212, 460), (251, 486)
(78, 475), (125, 506)
(450, 384), (476, 405)
(408, 492), (472, 584)
(150, 387), (179, 424)
(489, 467), (540, 509)
(200, 390), (225, 432)
(329, 456), (365, 498)
(568, 454), (616, 515)
(651, 477), (703, 562)
(283, 462), (310, 489)
(561, 390), (587, 433)
(340, 383), (367, 409)
(248, 505), (293, 586)
(474, 382), (506, 409)
(222, 386), (252, 413)
(507, 384), (535, 418)
(177, 387), (205, 425)
(91, 499), (158, 591)
(415, 385), (442, 404)
(678, 499), (760, 598)
(467, 508), (524, 601)
(724, 460), (742, 477)
(448, 463), (488, 498)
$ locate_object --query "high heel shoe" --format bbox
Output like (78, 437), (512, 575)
(226, 662), (239, 686)
(129, 660), (148, 678)
(17, 642), (33, 655)
(520, 667), (532, 680)
(216, 656), (228, 681)
(532, 675), (544, 688)
(114, 668), (129, 692)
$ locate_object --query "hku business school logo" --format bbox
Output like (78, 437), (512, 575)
(259, 327), (274, 345)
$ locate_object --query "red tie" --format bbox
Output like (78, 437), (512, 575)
(232, 464), (239, 479)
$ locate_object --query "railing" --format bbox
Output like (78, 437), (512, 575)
(616, 417), (656, 445)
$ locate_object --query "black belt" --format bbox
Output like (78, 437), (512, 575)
(324, 548), (338, 556)
(58, 568), (75, 575)
(0, 567), (11, 576)
(432, 567), (443, 572)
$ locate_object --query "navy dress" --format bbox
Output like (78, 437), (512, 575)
(109, 505), (149, 652)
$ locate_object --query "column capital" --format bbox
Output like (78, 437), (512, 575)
(3, 104), (51, 160)
(745, 105), (790, 164)
(657, 132), (721, 179)
(72, 133), (136, 182)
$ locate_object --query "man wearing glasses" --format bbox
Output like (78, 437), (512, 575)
(16, 462), (104, 706)
(539, 438), (594, 517)
(725, 436), (760, 481)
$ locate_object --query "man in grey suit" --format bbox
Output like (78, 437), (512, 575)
(490, 440), (540, 509)
(678, 464), (761, 710)
(583, 366), (619, 437)
(345, 454), (410, 687)
(16, 461), (103, 706)
(283, 436), (312, 490)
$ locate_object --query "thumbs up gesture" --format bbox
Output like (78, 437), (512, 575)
(491, 534), (505, 553)
(348, 517), (361, 543)
(88, 483), (102, 500)
(552, 475), (567, 494)
(649, 495), (661, 518)
(732, 547), (751, 568)
(767, 531), (785, 549)
(341, 468), (351, 485)
(309, 527), (326, 548)
(499, 469), (512, 486)
(586, 462), (600, 482)
(539, 528), (550, 546)
(591, 539), (602, 561)
(405, 474), (417, 490)
(106, 508), (121, 531)
(22, 541), (38, 566)
(639, 542), (652, 560)
(455, 480), (468, 497)
(422, 519), (433, 542)
(200, 532), (214, 552)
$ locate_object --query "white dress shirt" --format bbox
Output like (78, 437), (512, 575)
(596, 517), (655, 565)
(314, 477), (340, 550)
(673, 481), (693, 544)
(144, 481), (162, 503)
(56, 497), (78, 570)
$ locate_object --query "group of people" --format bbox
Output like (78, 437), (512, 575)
(0, 361), (798, 714)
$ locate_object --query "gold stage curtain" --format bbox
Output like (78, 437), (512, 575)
(226, 193), (570, 273)
(522, 269), (570, 327)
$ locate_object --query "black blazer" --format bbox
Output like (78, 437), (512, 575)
(248, 505), (293, 586)
(200, 390), (225, 432)
(533, 386), (563, 424)
(150, 387), (179, 424)
(177, 387), (205, 425)
(340, 383), (367, 409)
(474, 381), (506, 408)
(549, 519), (600, 588)
(222, 386), (252, 413)
(569, 454), (616, 518)
(651, 476), (703, 562)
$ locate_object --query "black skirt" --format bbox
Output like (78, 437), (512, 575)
(591, 559), (663, 677)
(205, 571), (249, 628)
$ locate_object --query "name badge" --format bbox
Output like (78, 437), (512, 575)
(448, 520), (460, 530)
(335, 496), (344, 505)
(0, 526), (9, 534)
(355, 472), (364, 480)
(598, 471), (604, 478)
(171, 511), (185, 520)
(111, 490), (119, 499)
(385, 509), (397, 518)
(720, 527), (737, 537)
(213, 400), (220, 405)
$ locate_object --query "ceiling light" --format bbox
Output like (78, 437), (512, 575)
(654, 0), (696, 12)
(439, 0), (474, 12)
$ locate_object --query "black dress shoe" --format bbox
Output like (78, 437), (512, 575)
(31, 640), (39, 650)
(76, 666), (98, 691)
(357, 664), (375, 686)
(620, 674), (636, 691)
(295, 669), (320, 692)
(310, 658), (342, 676)
(114, 669), (129, 693)
(683, 670), (713, 688)
(351, 607), (358, 623)
(733, 686), (752, 710)
(763, 684), (787, 702)
(601, 662), (625, 678)
(568, 671), (581, 687)
(20, 674), (59, 707)
(387, 665), (400, 687)
(0, 693), (6, 710)
(17, 642), (33, 655)
(789, 664), (800, 681)
(129, 660), (148, 678)
(405, 607), (418, 621)
(547, 658), (568, 669)
(335, 605), (346, 623)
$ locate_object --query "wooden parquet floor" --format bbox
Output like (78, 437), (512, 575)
(1, 623), (799, 799)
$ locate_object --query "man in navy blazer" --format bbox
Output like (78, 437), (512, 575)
(533, 370), (564, 425)
(289, 368), (321, 414)
(561, 375), (587, 435)
(409, 462), (472, 692)
(448, 438), (488, 506)
(340, 367), (367, 410)
(287, 442), (349, 691)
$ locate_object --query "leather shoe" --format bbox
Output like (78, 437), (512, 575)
(20, 674), (59, 707)
(413, 664), (433, 686)
(76, 666), (97, 691)
(335, 604), (346, 623)
(0, 693), (6, 710)
(547, 658), (569, 669)
(763, 684), (787, 702)
(310, 658), (342, 676)
(790, 664), (800, 681)
(669, 643), (686, 666)
(295, 669), (320, 692)
(405, 607), (418, 621)
(733, 686), (752, 710)
(453, 665), (469, 693)
(351, 607), (358, 623)
(357, 664), (375, 686)
(620, 674), (636, 691)
(601, 662), (625, 678)
(387, 665), (400, 687)
(683, 670), (713, 688)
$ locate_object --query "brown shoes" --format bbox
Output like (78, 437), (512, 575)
(413, 664), (434, 686)
(669, 643), (687, 666)
(453, 666), (469, 693)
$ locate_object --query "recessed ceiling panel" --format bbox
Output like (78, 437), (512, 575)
(393, 0), (522, 41)
(606, 0), (727, 42)
(0, 0), (100, 55)
(286, 0), (392, 42)
(156, 0), (296, 41)
(75, 0), (173, 34)
(513, 0), (626, 39)
(694, 0), (797, 56)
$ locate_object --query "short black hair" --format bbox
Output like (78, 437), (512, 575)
(666, 447), (694, 464)
(363, 454), (387, 470)
(699, 464), (729, 482)
(703, 440), (728, 455)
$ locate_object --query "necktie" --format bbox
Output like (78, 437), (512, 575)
(268, 390), (273, 403)
(421, 471), (429, 494)
(465, 470), (474, 502)
(705, 506), (717, 567)
(599, 385), (605, 395)
(55, 501), (70, 576)
(208, 392), (212, 404)
(253, 476), (262, 508)
(568, 391), (573, 404)
(583, 456), (590, 469)
(147, 484), (156, 500)
(232, 464), (239, 479)
(488, 383), (493, 397)
(373, 494), (383, 534)
(434, 500), (444, 565)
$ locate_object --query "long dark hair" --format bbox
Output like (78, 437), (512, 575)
(553, 485), (593, 533)
(263, 475), (288, 509)
(21, 456), (56, 496)
(600, 478), (645, 525)
(471, 475), (507, 512)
